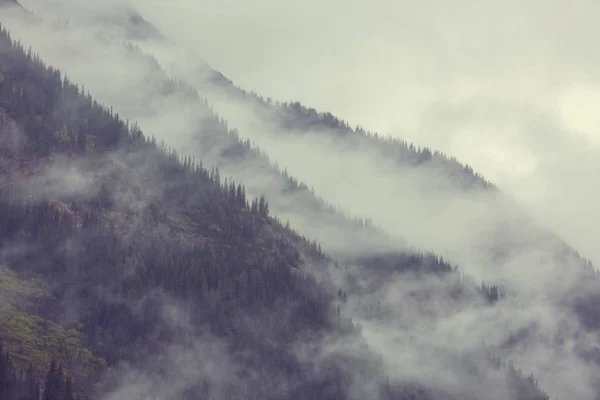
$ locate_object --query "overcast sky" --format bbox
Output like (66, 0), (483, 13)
(17, 0), (600, 265)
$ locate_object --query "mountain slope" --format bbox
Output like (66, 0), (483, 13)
(3, 10), (595, 397)
(0, 20), (557, 400)
(0, 21), (335, 399)
(0, 21), (416, 400)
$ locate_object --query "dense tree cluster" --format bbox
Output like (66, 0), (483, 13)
(0, 339), (38, 400)
(0, 22), (371, 399)
(0, 339), (86, 400)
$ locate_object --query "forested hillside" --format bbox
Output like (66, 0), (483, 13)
(0, 18), (559, 400)
(0, 21), (334, 398)
(10, 5), (598, 399)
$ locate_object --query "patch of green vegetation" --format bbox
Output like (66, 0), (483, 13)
(84, 133), (96, 153)
(0, 266), (48, 306)
(166, 214), (188, 232)
(53, 123), (71, 145)
(0, 267), (106, 378)
(0, 308), (106, 375)
(209, 223), (223, 234)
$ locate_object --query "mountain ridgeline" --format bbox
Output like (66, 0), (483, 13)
(188, 63), (494, 191)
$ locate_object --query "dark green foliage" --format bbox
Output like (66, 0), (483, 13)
(0, 21), (339, 399)
(504, 361), (549, 400)
(477, 282), (504, 304)
(0, 339), (80, 400)
(43, 358), (64, 400)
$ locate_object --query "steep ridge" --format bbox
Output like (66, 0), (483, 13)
(0, 23), (341, 399)
(0, 20), (554, 400)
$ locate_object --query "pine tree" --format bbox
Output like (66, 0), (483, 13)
(64, 377), (74, 400)
(44, 358), (64, 400)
